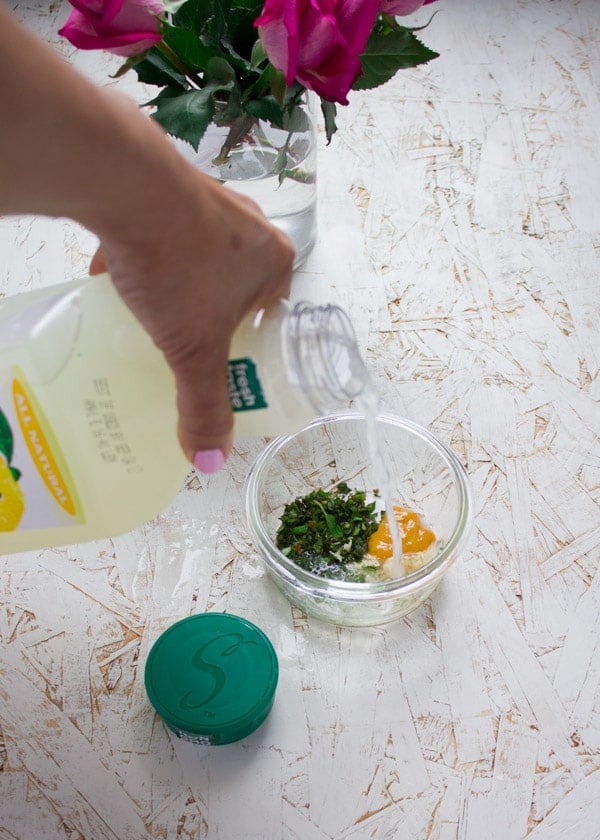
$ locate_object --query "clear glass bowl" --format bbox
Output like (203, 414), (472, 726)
(244, 413), (473, 627)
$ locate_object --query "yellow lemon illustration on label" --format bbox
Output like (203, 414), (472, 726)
(0, 453), (25, 532)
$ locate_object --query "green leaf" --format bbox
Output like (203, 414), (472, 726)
(9, 466), (21, 482)
(283, 80), (306, 103)
(133, 50), (186, 87)
(273, 144), (289, 182)
(209, 0), (233, 45)
(172, 0), (213, 32)
(215, 80), (243, 122)
(229, 0), (264, 11)
(204, 56), (236, 84)
(275, 485), (379, 577)
(162, 21), (222, 70)
(224, 5), (264, 62)
(354, 29), (439, 91)
(320, 99), (338, 144)
(283, 103), (310, 133)
(150, 82), (232, 148)
(250, 39), (267, 69)
(211, 112), (256, 163)
(321, 509), (344, 538)
(269, 66), (287, 106)
(240, 63), (269, 101)
(111, 52), (149, 79)
(244, 95), (284, 127)
(163, 0), (190, 12)
(0, 409), (13, 463)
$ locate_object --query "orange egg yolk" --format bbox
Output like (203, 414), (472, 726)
(367, 506), (436, 562)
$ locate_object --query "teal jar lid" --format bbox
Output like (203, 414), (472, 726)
(144, 613), (278, 746)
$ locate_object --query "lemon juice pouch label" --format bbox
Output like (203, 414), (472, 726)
(228, 358), (268, 412)
(0, 367), (83, 532)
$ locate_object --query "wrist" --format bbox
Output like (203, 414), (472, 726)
(71, 89), (201, 245)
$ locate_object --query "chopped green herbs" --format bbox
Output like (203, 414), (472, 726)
(276, 484), (380, 582)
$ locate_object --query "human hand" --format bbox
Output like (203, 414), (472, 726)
(90, 164), (294, 472)
(0, 5), (294, 473)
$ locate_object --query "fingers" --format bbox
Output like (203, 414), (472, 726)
(166, 334), (235, 473)
(166, 199), (293, 474)
(95, 165), (295, 474)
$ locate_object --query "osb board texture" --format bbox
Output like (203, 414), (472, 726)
(1, 1), (599, 838)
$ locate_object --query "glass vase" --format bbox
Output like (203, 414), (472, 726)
(176, 94), (317, 268)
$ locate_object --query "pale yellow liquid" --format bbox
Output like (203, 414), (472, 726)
(0, 274), (314, 553)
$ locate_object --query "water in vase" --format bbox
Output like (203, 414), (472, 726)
(176, 116), (317, 268)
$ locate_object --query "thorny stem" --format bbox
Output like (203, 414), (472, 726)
(212, 112), (257, 165)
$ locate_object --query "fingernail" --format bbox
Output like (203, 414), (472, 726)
(193, 448), (225, 474)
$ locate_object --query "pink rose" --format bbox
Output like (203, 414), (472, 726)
(59, 0), (163, 57)
(256, 0), (382, 105)
(379, 0), (437, 15)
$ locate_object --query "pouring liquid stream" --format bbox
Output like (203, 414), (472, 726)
(329, 325), (404, 577)
(356, 385), (404, 578)
(309, 315), (405, 578)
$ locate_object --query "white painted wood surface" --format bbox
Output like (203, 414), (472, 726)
(2, 1), (600, 837)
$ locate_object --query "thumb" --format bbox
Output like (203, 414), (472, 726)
(171, 342), (235, 474)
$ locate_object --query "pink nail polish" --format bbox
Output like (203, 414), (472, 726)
(193, 449), (225, 474)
